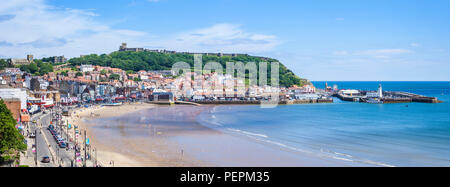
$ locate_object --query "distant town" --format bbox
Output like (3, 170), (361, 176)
(1, 43), (443, 125)
(0, 43), (443, 167)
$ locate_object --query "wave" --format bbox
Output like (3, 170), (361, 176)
(199, 106), (397, 167)
(319, 148), (395, 167)
(227, 128), (269, 138)
(227, 128), (395, 167)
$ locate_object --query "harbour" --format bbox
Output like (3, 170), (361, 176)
(331, 84), (442, 104)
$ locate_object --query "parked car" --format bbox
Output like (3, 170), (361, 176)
(41, 156), (50, 163)
(29, 133), (36, 138)
(59, 142), (67, 148)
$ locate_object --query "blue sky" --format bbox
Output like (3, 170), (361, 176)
(1, 0), (449, 81)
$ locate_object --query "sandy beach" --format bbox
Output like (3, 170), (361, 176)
(64, 103), (362, 167)
(65, 103), (211, 167)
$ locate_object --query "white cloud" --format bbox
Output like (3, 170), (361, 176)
(357, 49), (411, 55)
(0, 0), (278, 58)
(410, 43), (420, 47)
(151, 24), (279, 53)
(332, 50), (349, 56)
(331, 49), (411, 60)
(0, 0), (150, 58)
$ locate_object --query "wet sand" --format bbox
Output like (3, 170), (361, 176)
(67, 104), (357, 167)
(66, 103), (214, 167)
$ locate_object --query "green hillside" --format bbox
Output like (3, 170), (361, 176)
(68, 51), (308, 87)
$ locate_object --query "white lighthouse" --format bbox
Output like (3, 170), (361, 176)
(377, 84), (383, 98)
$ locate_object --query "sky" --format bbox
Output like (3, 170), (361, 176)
(0, 0), (449, 81)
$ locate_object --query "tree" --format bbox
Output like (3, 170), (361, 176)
(0, 100), (26, 164)
(126, 70), (135, 75)
(0, 59), (8, 70)
(75, 72), (83, 78)
(60, 70), (68, 77)
(100, 69), (107, 75)
(38, 63), (53, 75)
(20, 63), (39, 74)
(68, 51), (307, 87)
(109, 74), (120, 80)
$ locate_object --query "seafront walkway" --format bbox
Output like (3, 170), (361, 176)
(19, 108), (99, 167)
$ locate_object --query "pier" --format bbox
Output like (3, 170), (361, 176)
(333, 91), (442, 104)
(147, 98), (333, 106)
(194, 98), (333, 105)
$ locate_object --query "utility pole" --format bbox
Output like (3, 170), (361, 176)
(73, 124), (76, 167)
(56, 145), (59, 166)
(35, 129), (37, 167)
(94, 147), (97, 167)
(66, 120), (69, 142)
(83, 129), (87, 167)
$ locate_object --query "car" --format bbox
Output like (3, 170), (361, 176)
(41, 156), (50, 163)
(29, 133), (36, 138)
(59, 142), (67, 148)
(48, 125), (54, 130)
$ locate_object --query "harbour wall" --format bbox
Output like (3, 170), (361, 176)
(334, 91), (442, 103)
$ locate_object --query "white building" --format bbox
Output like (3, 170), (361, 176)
(339, 89), (360, 96)
(295, 93), (320, 100)
(80, 65), (94, 72)
(366, 84), (383, 98)
(0, 88), (28, 109)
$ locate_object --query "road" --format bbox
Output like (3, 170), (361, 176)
(41, 113), (74, 167)
(24, 107), (98, 167)
(28, 113), (54, 167)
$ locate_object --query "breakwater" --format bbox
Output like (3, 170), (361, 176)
(148, 98), (334, 106)
(334, 91), (442, 104)
(195, 98), (333, 105)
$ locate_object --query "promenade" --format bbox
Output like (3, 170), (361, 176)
(19, 107), (99, 167)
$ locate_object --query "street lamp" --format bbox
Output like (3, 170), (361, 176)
(93, 148), (97, 167)
(34, 129), (37, 167)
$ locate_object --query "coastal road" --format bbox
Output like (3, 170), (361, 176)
(40, 111), (76, 167)
(29, 113), (54, 167)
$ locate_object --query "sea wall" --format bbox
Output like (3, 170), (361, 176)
(195, 98), (333, 105)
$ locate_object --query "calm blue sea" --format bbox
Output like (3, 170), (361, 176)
(197, 82), (450, 167)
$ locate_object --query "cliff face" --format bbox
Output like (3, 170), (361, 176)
(68, 51), (308, 87)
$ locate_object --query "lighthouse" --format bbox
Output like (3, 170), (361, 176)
(377, 84), (383, 98)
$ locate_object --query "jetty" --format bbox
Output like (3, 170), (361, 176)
(333, 84), (442, 104)
(147, 98), (333, 106)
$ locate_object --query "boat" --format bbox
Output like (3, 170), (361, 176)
(366, 98), (384, 104)
(102, 102), (123, 107)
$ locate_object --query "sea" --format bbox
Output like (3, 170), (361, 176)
(194, 81), (450, 167)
